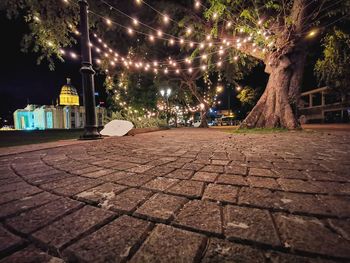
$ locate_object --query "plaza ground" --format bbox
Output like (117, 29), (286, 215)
(1, 124), (350, 149)
(0, 128), (349, 262)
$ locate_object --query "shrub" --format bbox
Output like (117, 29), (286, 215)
(106, 111), (167, 128)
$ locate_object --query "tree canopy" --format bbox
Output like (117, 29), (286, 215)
(315, 28), (350, 97)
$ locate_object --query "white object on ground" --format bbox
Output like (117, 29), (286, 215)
(100, 120), (134, 136)
(193, 121), (201, 128)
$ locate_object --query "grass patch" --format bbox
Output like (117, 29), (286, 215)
(0, 129), (83, 148)
(228, 127), (288, 134)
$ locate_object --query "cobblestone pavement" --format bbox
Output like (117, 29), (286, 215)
(0, 128), (349, 263)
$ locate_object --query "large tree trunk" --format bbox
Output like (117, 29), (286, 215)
(240, 0), (308, 129)
(199, 107), (209, 128)
(240, 55), (301, 129)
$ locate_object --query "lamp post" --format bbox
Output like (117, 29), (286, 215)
(160, 88), (171, 126)
(79, 0), (101, 139)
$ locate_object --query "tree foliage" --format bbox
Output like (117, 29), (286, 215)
(314, 28), (350, 96)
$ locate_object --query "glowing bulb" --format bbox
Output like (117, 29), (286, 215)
(187, 27), (192, 35)
(234, 56), (238, 61)
(157, 30), (163, 37)
(164, 68), (168, 74)
(217, 61), (222, 67)
(47, 41), (53, 47)
(195, 1), (200, 9)
(199, 43), (205, 49)
(213, 12), (218, 19)
(180, 38), (184, 44)
(227, 21), (232, 28)
(169, 39), (175, 45)
(149, 35), (155, 41)
(258, 19), (263, 25)
(153, 61), (158, 66)
(163, 15), (169, 24)
(132, 18), (139, 26)
(219, 49), (224, 55)
(206, 34), (211, 40)
(70, 52), (77, 59)
(201, 54), (207, 60)
(33, 16), (40, 22)
(189, 42), (194, 48)
(110, 61), (115, 66)
(106, 18), (112, 26)
(176, 69), (180, 74)
(59, 49), (65, 55)
(96, 48), (101, 53)
(127, 27), (134, 35)
(188, 67), (193, 73)
(201, 65), (206, 71)
(307, 29), (318, 38)
(135, 0), (142, 5)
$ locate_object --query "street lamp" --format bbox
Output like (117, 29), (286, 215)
(79, 0), (100, 139)
(160, 88), (172, 125)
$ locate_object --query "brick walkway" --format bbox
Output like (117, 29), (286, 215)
(0, 128), (349, 262)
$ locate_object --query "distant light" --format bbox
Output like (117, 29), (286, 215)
(70, 52), (77, 59)
(105, 18), (112, 26)
(307, 29), (318, 38)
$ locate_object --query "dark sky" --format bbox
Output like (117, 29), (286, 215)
(0, 13), (106, 124)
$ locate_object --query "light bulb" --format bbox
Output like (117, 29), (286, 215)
(127, 27), (133, 35)
(106, 18), (112, 26)
(163, 15), (169, 24)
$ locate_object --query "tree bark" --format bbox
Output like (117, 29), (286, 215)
(199, 107), (209, 128)
(240, 55), (300, 129)
(240, 0), (309, 129)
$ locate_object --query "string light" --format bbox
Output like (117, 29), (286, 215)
(70, 52), (77, 59)
(132, 18), (139, 26)
(105, 18), (112, 26)
(127, 27), (134, 35)
(163, 14), (169, 24)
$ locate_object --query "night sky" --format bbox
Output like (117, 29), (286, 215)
(0, 13), (106, 125)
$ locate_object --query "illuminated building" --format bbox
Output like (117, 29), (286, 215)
(13, 79), (105, 130)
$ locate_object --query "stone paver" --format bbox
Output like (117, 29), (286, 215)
(202, 238), (265, 262)
(6, 198), (83, 234)
(203, 183), (238, 203)
(129, 224), (206, 263)
(134, 193), (187, 222)
(0, 225), (25, 256)
(224, 205), (280, 246)
(0, 245), (64, 263)
(0, 128), (349, 262)
(32, 205), (115, 251)
(63, 215), (152, 263)
(174, 200), (222, 235)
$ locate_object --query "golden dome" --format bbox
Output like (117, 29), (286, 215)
(60, 78), (78, 96)
(59, 78), (80, 106)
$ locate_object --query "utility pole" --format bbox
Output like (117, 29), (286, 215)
(79, 0), (101, 139)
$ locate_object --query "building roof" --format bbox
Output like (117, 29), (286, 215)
(60, 78), (78, 96)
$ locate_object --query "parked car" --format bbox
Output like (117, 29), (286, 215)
(218, 117), (235, 126)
